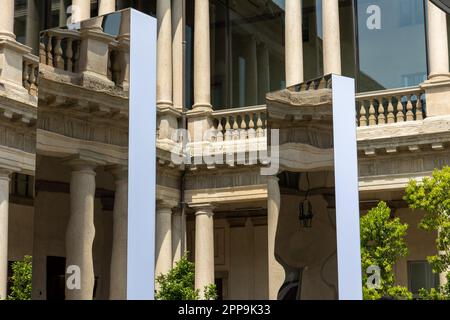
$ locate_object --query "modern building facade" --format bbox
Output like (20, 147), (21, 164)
(1, 0), (450, 300)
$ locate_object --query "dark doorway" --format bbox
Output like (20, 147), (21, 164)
(46, 256), (66, 300)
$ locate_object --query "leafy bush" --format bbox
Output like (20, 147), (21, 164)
(360, 202), (412, 300)
(7, 256), (32, 300)
(405, 167), (450, 300)
(156, 254), (217, 300)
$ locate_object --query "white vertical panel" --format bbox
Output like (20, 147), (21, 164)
(332, 74), (362, 300)
(127, 9), (157, 300)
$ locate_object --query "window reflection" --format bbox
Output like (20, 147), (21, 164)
(210, 0), (285, 110)
(356, 0), (428, 92)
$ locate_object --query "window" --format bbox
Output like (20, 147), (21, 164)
(14, 0), (27, 44)
(209, 0), (286, 109)
(355, 0), (428, 92)
(11, 173), (34, 199)
(408, 261), (440, 298)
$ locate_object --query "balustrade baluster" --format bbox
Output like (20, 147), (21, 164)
(216, 119), (224, 142)
(39, 40), (46, 64)
(46, 35), (53, 66)
(224, 116), (232, 141)
(386, 98), (395, 124)
(406, 95), (414, 121)
(30, 65), (38, 96)
(416, 93), (424, 120)
(256, 113), (264, 137)
(358, 102), (367, 127)
(396, 96), (405, 122)
(22, 63), (30, 92)
(368, 100), (377, 126)
(66, 38), (74, 72)
(377, 98), (386, 124)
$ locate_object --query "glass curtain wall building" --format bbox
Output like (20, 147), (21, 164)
(19, 0), (431, 100)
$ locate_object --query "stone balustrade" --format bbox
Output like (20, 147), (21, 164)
(210, 105), (267, 142)
(356, 87), (426, 127)
(39, 29), (81, 73)
(286, 74), (333, 93)
(22, 53), (39, 97)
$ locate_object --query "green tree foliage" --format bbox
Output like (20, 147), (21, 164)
(7, 256), (32, 300)
(156, 254), (217, 300)
(360, 202), (412, 300)
(404, 166), (450, 300)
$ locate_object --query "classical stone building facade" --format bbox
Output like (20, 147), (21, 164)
(1, 0), (450, 300)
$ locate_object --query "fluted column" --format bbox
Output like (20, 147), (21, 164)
(172, 0), (184, 111)
(26, 0), (40, 53)
(427, 1), (450, 81)
(193, 0), (212, 111)
(65, 160), (96, 300)
(285, 0), (303, 86)
(0, 0), (15, 39)
(257, 43), (270, 104)
(0, 170), (11, 300)
(322, 0), (341, 75)
(99, 0), (116, 15)
(194, 205), (215, 298)
(245, 35), (258, 106)
(157, 0), (173, 109)
(172, 208), (184, 265)
(109, 167), (128, 300)
(72, 0), (91, 23)
(155, 205), (173, 284)
(59, 0), (68, 27)
(267, 176), (283, 300)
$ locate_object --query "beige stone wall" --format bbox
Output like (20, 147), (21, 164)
(8, 203), (34, 261)
(31, 156), (115, 300)
(394, 208), (437, 288)
(187, 217), (268, 300)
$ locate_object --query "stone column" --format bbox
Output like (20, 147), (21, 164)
(267, 176), (284, 300)
(194, 206), (215, 298)
(322, 0), (341, 75)
(427, 1), (450, 81)
(65, 160), (96, 300)
(155, 205), (173, 284)
(285, 0), (303, 86)
(172, 0), (184, 111)
(99, 0), (116, 16)
(157, 0), (173, 109)
(245, 35), (258, 106)
(26, 0), (40, 53)
(60, 0), (68, 27)
(0, 0), (14, 39)
(257, 42), (270, 104)
(193, 0), (212, 111)
(0, 170), (11, 300)
(109, 167), (128, 300)
(172, 208), (184, 265)
(72, 0), (91, 23)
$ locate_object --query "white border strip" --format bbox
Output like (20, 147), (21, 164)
(127, 9), (157, 300)
(332, 74), (363, 300)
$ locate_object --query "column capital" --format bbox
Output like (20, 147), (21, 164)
(106, 165), (128, 182)
(157, 200), (177, 212)
(191, 204), (215, 217)
(266, 175), (280, 183)
(0, 169), (12, 181)
(63, 157), (98, 175)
